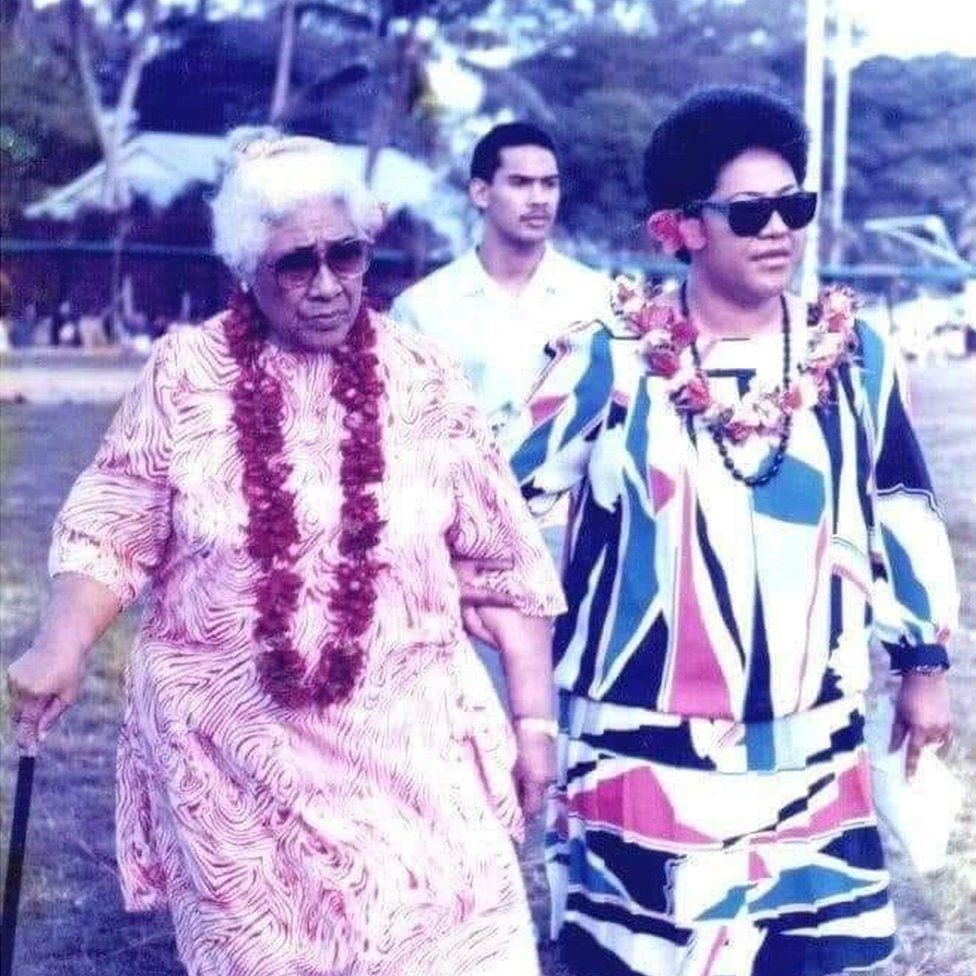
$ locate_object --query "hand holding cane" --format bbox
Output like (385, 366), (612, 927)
(2, 576), (111, 974)
(2, 657), (74, 976)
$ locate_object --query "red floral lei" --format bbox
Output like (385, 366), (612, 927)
(224, 290), (386, 709)
(613, 277), (860, 443)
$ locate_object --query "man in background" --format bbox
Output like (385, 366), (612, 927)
(390, 121), (612, 429)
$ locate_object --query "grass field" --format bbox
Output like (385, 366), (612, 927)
(1, 362), (973, 976)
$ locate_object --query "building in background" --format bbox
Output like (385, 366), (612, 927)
(3, 132), (468, 332)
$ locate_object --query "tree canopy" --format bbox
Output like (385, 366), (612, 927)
(2, 0), (973, 259)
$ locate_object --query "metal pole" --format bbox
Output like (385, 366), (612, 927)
(830, 0), (853, 265)
(801, 0), (828, 299)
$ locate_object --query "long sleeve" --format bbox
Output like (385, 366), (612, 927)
(500, 320), (615, 516)
(48, 335), (180, 606)
(440, 358), (566, 619)
(859, 322), (959, 671)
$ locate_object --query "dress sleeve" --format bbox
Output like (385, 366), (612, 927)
(858, 321), (959, 671)
(499, 320), (615, 516)
(48, 335), (180, 606)
(440, 357), (566, 618)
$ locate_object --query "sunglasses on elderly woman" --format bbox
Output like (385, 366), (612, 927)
(684, 191), (818, 237)
(268, 238), (372, 290)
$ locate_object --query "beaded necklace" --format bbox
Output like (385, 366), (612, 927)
(680, 283), (793, 487)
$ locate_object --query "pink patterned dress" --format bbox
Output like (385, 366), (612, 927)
(49, 311), (566, 976)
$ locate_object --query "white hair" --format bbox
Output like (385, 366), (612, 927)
(210, 128), (386, 280)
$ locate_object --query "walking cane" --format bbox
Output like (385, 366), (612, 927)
(1, 754), (36, 976)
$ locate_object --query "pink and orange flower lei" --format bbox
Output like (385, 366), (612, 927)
(224, 291), (386, 709)
(612, 277), (859, 443)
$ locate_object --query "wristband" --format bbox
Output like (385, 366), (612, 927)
(513, 716), (559, 739)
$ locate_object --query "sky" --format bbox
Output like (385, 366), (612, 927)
(845, 0), (976, 60)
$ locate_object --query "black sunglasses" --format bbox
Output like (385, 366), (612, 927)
(684, 191), (818, 237)
(268, 238), (372, 290)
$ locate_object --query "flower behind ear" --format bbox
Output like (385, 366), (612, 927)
(647, 209), (684, 256)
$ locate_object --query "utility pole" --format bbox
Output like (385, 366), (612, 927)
(830, 0), (853, 265)
(801, 0), (827, 299)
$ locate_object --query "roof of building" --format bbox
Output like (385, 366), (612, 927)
(26, 131), (469, 248)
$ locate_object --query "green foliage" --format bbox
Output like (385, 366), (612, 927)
(517, 3), (805, 247)
(840, 56), (976, 244)
(555, 88), (670, 249)
(519, 5), (973, 254)
(386, 0), (495, 26)
(0, 37), (99, 230)
(3, 0), (973, 259)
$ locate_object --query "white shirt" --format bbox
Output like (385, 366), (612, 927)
(389, 245), (613, 426)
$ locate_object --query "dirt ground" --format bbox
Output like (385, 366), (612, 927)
(1, 361), (973, 976)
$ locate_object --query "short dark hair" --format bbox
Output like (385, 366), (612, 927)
(642, 86), (809, 213)
(470, 122), (558, 183)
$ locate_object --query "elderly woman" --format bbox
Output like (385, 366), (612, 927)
(494, 88), (959, 976)
(6, 133), (565, 976)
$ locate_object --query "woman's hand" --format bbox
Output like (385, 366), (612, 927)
(452, 556), (520, 646)
(890, 670), (952, 778)
(6, 642), (87, 753)
(5, 573), (119, 753)
(513, 722), (556, 821)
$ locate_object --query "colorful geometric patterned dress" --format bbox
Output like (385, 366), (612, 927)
(48, 312), (566, 976)
(502, 301), (958, 976)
